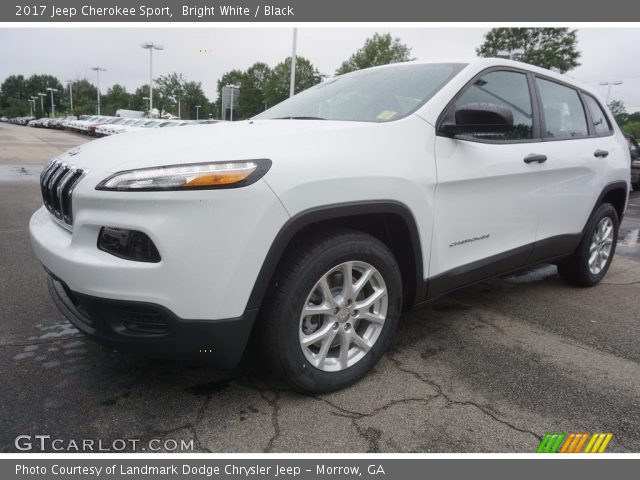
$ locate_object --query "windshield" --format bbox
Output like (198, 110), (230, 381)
(254, 63), (465, 123)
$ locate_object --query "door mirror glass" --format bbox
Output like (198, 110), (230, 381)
(441, 102), (514, 135)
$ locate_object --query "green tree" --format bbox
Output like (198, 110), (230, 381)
(476, 28), (581, 73)
(621, 121), (640, 138)
(156, 73), (185, 118)
(238, 62), (271, 118)
(0, 75), (31, 117)
(608, 100), (628, 125)
(336, 33), (414, 75)
(101, 84), (132, 116)
(131, 85), (162, 114)
(181, 81), (211, 120)
(26, 75), (64, 116)
(68, 79), (98, 116)
(263, 57), (321, 108)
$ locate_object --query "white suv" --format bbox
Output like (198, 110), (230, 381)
(30, 59), (630, 392)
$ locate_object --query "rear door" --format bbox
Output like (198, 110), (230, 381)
(530, 77), (621, 255)
(430, 69), (546, 295)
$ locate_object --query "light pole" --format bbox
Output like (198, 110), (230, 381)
(226, 84), (239, 121)
(195, 105), (201, 120)
(38, 93), (46, 114)
(599, 81), (623, 103)
(46, 87), (58, 117)
(90, 67), (106, 115)
(141, 41), (164, 115)
(142, 96), (151, 113)
(28, 99), (34, 116)
(30, 97), (38, 116)
(289, 28), (297, 98)
(66, 80), (74, 116)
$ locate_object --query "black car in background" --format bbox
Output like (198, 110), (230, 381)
(624, 132), (640, 191)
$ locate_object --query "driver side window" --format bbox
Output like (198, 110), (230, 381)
(453, 71), (534, 141)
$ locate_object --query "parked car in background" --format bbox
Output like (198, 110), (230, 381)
(625, 132), (640, 191)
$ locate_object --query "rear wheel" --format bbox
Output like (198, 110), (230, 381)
(632, 182), (640, 192)
(260, 228), (402, 393)
(557, 203), (618, 286)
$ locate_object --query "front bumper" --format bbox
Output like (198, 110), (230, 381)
(48, 274), (257, 367)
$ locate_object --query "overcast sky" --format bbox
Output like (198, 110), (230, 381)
(1, 27), (639, 112)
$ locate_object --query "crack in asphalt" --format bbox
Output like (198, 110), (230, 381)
(386, 355), (541, 441)
(259, 390), (281, 453)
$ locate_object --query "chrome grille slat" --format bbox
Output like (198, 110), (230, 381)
(40, 159), (86, 228)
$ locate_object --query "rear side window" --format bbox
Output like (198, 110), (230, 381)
(452, 70), (533, 140)
(537, 78), (588, 139)
(583, 94), (613, 136)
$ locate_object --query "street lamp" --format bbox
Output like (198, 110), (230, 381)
(27, 99), (35, 116)
(599, 81), (623, 103)
(195, 105), (201, 120)
(46, 87), (58, 117)
(226, 84), (239, 121)
(38, 93), (46, 113)
(90, 67), (106, 115)
(66, 80), (74, 116)
(141, 41), (164, 115)
(142, 96), (151, 113)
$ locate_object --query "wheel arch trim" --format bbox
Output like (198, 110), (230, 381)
(245, 200), (426, 311)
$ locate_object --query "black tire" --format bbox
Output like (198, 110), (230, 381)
(557, 203), (619, 287)
(632, 182), (640, 192)
(259, 228), (403, 393)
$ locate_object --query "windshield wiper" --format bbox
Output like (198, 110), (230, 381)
(273, 116), (326, 120)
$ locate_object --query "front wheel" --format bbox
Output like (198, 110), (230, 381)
(260, 228), (402, 393)
(557, 203), (619, 286)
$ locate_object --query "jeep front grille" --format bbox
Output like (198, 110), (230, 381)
(40, 159), (86, 227)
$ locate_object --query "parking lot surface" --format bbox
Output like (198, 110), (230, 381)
(1, 123), (639, 453)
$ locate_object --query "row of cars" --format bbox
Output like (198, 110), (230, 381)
(66, 115), (214, 137)
(2, 114), (216, 137)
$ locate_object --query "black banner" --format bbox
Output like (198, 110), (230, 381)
(4, 0), (640, 22)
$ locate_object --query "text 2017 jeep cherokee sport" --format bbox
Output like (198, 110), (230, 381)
(30, 59), (631, 392)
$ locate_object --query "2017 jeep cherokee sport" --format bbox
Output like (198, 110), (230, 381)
(30, 59), (631, 393)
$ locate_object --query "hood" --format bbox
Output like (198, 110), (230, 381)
(55, 119), (392, 174)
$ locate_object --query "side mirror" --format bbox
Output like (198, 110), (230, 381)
(441, 103), (514, 136)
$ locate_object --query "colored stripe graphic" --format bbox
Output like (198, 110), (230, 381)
(537, 433), (566, 453)
(538, 433), (613, 453)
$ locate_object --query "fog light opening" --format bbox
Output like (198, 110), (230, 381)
(98, 227), (161, 263)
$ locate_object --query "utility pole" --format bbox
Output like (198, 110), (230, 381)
(66, 80), (74, 115)
(195, 105), (201, 120)
(38, 93), (45, 114)
(599, 81), (623, 103)
(91, 67), (106, 115)
(141, 41), (164, 115)
(46, 87), (58, 117)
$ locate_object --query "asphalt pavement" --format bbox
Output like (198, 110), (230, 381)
(1, 123), (639, 453)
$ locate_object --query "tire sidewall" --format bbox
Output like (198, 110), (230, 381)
(581, 203), (619, 284)
(275, 236), (402, 392)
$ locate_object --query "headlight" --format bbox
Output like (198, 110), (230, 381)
(96, 159), (271, 191)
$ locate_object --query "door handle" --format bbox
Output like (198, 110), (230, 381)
(594, 149), (609, 158)
(523, 154), (548, 164)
